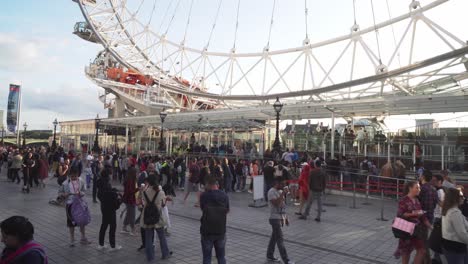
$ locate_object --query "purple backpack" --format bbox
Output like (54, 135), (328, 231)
(70, 196), (91, 226)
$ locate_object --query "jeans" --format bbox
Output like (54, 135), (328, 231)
(123, 204), (136, 229)
(144, 227), (169, 261)
(11, 168), (20, 183)
(23, 168), (30, 189)
(201, 236), (226, 264)
(179, 172), (185, 189)
(99, 210), (116, 247)
(303, 191), (323, 219)
(236, 174), (244, 191)
(267, 219), (289, 263)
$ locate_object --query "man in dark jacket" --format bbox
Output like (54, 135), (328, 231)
(200, 177), (229, 264)
(299, 160), (326, 222)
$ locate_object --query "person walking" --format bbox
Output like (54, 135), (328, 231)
(266, 178), (295, 264)
(441, 187), (468, 263)
(140, 175), (172, 261)
(58, 167), (91, 247)
(200, 177), (229, 264)
(22, 152), (35, 193)
(91, 155), (103, 203)
(121, 166), (138, 235)
(10, 151), (22, 184)
(299, 160), (326, 222)
(97, 169), (122, 251)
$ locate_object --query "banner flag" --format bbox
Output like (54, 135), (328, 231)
(6, 84), (20, 133)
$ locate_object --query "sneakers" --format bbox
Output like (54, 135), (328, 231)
(120, 227), (129, 234)
(109, 245), (122, 251)
(298, 215), (307, 220)
(161, 251), (173, 260)
(266, 256), (281, 262)
(314, 218), (321, 222)
(287, 261), (296, 264)
(80, 238), (92, 245)
(97, 245), (108, 250)
(69, 241), (75, 248)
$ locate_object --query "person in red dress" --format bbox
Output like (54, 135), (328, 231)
(394, 181), (432, 264)
(295, 162), (311, 215)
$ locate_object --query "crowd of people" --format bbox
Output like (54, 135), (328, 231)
(1, 143), (468, 264)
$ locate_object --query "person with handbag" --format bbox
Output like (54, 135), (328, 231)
(140, 175), (172, 261)
(441, 187), (468, 263)
(393, 181), (432, 264)
(58, 166), (91, 247)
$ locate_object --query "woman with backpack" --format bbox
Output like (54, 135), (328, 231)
(58, 166), (91, 247)
(140, 175), (172, 261)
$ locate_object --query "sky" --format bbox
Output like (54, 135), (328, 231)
(0, 0), (467, 131)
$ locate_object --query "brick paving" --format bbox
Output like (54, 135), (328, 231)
(0, 167), (403, 263)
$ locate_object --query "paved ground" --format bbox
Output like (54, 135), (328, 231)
(0, 167), (404, 264)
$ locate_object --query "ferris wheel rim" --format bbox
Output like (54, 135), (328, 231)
(80, 0), (448, 58)
(77, 0), (468, 104)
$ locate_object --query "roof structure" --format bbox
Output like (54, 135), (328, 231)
(99, 92), (468, 131)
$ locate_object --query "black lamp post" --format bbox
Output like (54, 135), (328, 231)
(22, 122), (28, 148)
(159, 109), (168, 151)
(272, 97), (283, 153)
(92, 114), (101, 154)
(0, 126), (5, 147)
(51, 118), (58, 151)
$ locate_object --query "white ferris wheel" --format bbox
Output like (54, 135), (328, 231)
(74, 0), (468, 113)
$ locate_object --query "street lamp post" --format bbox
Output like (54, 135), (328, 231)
(272, 97), (283, 154)
(0, 126), (5, 147)
(92, 114), (101, 154)
(22, 122), (28, 148)
(159, 109), (168, 151)
(51, 118), (58, 152)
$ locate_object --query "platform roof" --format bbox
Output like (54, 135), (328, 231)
(97, 92), (468, 131)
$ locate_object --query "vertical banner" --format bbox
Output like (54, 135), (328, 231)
(6, 84), (21, 133)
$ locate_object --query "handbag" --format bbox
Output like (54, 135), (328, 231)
(392, 217), (416, 239)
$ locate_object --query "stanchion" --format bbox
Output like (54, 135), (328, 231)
(362, 175), (372, 205)
(350, 182), (358, 209)
(396, 179), (400, 200)
(376, 189), (388, 221)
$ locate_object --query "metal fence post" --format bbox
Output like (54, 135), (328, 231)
(362, 174), (371, 205)
(376, 189), (388, 221)
(350, 181), (358, 209)
(396, 178), (400, 200)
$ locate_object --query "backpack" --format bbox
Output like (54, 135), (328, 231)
(143, 191), (161, 225)
(201, 200), (228, 237)
(70, 195), (91, 226)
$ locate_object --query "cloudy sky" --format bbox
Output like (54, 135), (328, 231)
(0, 0), (467, 131)
(0, 0), (106, 131)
